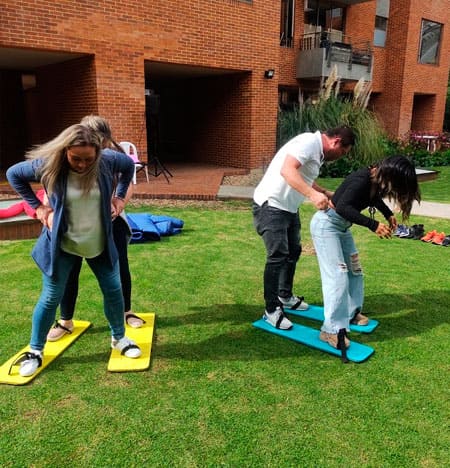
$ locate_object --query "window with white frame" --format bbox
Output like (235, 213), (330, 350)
(419, 19), (442, 65)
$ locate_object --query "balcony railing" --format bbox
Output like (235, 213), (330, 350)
(297, 31), (373, 81)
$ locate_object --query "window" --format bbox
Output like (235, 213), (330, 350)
(326, 8), (344, 32)
(280, 0), (295, 48)
(374, 15), (388, 47)
(419, 20), (443, 65)
(374, 0), (389, 47)
(304, 4), (345, 44)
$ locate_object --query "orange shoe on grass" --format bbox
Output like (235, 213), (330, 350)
(431, 232), (446, 245)
(421, 230), (437, 242)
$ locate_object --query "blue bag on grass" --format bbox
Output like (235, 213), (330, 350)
(126, 213), (184, 243)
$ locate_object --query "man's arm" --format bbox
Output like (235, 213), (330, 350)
(312, 181), (333, 199)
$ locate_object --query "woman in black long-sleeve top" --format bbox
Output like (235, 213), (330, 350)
(310, 155), (420, 350)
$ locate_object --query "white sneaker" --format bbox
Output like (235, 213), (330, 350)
(18, 350), (43, 377)
(263, 307), (293, 330)
(111, 336), (142, 358)
(278, 295), (309, 311)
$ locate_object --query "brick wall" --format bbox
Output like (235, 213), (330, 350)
(347, 0), (450, 138)
(1, 0), (281, 170)
(188, 74), (253, 168)
(36, 56), (98, 142)
(1, 0), (449, 171)
(277, 0), (449, 140)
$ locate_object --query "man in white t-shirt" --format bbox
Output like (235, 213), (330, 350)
(253, 126), (355, 330)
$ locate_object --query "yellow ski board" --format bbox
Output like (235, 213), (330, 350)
(0, 320), (92, 386)
(108, 313), (155, 372)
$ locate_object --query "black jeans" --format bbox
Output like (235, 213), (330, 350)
(253, 202), (302, 313)
(60, 216), (132, 319)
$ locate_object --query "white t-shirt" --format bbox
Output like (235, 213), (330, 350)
(61, 171), (105, 258)
(253, 131), (324, 213)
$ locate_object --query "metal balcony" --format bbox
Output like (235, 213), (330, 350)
(296, 31), (373, 82)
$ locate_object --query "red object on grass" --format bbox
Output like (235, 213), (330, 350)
(0, 189), (46, 219)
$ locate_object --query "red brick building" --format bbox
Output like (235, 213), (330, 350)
(0, 0), (448, 172)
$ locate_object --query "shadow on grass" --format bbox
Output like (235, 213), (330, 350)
(40, 326), (121, 372)
(155, 327), (310, 361)
(154, 304), (317, 361)
(45, 352), (110, 371)
(156, 304), (263, 328)
(85, 325), (112, 335)
(39, 289), (448, 367)
(363, 289), (449, 337)
(152, 290), (449, 361)
(158, 289), (449, 331)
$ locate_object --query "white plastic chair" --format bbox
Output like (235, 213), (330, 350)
(119, 141), (149, 184)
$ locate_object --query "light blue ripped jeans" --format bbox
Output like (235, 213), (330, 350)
(310, 208), (364, 333)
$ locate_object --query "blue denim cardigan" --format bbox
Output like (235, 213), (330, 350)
(6, 149), (134, 277)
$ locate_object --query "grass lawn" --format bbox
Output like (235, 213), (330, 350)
(416, 166), (450, 203)
(0, 197), (449, 467)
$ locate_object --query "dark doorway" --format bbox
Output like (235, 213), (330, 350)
(144, 61), (251, 169)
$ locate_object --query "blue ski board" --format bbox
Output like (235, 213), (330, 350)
(253, 318), (374, 363)
(285, 304), (379, 333)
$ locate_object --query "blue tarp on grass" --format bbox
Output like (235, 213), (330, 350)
(126, 213), (184, 243)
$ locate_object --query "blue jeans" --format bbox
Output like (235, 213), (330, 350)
(310, 208), (364, 333)
(253, 202), (302, 313)
(60, 217), (132, 320)
(30, 250), (125, 351)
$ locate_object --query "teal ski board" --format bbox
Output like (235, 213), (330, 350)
(253, 318), (374, 363)
(285, 304), (379, 333)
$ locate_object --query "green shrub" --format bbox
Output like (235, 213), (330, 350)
(276, 79), (449, 178)
(319, 155), (361, 177)
(385, 138), (450, 168)
(277, 93), (386, 175)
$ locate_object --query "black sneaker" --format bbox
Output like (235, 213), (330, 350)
(442, 235), (450, 247)
(408, 224), (425, 240)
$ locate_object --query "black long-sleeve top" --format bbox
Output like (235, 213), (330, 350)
(330, 167), (393, 232)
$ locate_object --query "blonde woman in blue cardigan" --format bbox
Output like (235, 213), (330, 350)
(6, 123), (141, 377)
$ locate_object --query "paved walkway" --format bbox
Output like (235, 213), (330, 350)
(218, 185), (450, 220)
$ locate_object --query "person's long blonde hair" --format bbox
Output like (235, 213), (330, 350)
(80, 115), (124, 153)
(26, 124), (102, 196)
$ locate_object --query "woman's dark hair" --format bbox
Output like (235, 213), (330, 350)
(375, 155), (421, 219)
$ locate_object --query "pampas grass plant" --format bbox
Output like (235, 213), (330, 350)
(277, 67), (386, 170)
